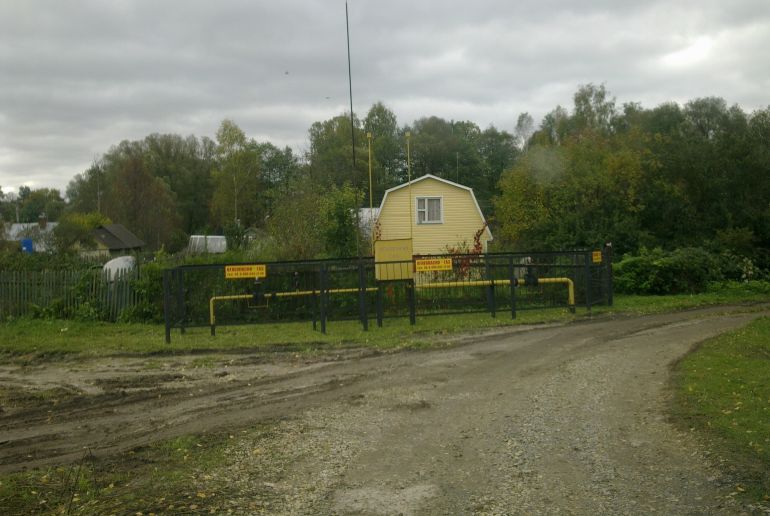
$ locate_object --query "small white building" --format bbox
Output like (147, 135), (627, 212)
(188, 235), (227, 254)
(4, 219), (58, 253)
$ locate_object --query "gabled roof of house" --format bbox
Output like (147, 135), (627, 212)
(92, 224), (145, 251)
(377, 174), (491, 238)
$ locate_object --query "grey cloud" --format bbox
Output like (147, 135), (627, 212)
(1, 0), (768, 193)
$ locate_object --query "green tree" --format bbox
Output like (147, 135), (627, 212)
(319, 183), (361, 258)
(17, 188), (66, 223)
(364, 102), (403, 203)
(745, 107), (770, 255)
(476, 126), (518, 213)
(256, 142), (301, 219)
(572, 83), (617, 134)
(0, 190), (18, 224)
(308, 113), (367, 188)
(210, 120), (263, 229)
(532, 105), (570, 145)
(409, 117), (469, 179)
(266, 176), (324, 260)
(104, 156), (181, 250)
(494, 160), (548, 249)
(66, 162), (107, 214)
(144, 133), (216, 234)
(497, 125), (650, 253)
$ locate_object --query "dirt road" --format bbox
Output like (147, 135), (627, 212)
(1, 305), (768, 513)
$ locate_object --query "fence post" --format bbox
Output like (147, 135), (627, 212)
(584, 251), (592, 312)
(604, 242), (613, 306)
(312, 290), (318, 331)
(163, 269), (172, 344)
(176, 268), (186, 334)
(376, 283), (383, 327)
(485, 258), (496, 318)
(319, 264), (327, 334)
(358, 259), (369, 331)
(408, 279), (416, 325)
(509, 256), (516, 319)
(109, 269), (118, 321)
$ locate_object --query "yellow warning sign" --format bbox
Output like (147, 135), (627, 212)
(592, 251), (602, 264)
(415, 258), (453, 272)
(225, 264), (267, 279)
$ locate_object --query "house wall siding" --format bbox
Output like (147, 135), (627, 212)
(377, 178), (490, 255)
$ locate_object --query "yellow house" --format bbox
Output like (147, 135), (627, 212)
(375, 174), (493, 255)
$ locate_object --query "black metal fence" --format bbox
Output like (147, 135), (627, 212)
(163, 247), (613, 343)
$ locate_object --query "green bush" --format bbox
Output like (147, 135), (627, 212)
(119, 260), (168, 323)
(614, 247), (726, 295)
(0, 250), (94, 272)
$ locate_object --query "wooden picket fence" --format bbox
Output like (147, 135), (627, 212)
(0, 268), (142, 321)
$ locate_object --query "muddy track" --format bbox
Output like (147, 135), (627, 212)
(0, 352), (382, 472)
(0, 305), (768, 513)
(0, 306), (759, 474)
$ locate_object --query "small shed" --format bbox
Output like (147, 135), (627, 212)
(90, 224), (145, 256)
(376, 174), (492, 255)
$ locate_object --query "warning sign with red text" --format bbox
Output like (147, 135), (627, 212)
(414, 258), (453, 272)
(225, 264), (267, 279)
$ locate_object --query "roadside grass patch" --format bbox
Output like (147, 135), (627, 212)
(0, 308), (579, 361)
(0, 432), (241, 515)
(671, 316), (770, 503)
(0, 281), (766, 361)
(593, 280), (770, 316)
(189, 356), (218, 368)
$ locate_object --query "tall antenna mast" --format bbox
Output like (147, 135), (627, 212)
(346, 1), (361, 257)
(346, 2), (356, 172)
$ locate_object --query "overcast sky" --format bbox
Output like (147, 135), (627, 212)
(1, 0), (768, 196)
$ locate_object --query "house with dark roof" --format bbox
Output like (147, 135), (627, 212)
(82, 224), (145, 258)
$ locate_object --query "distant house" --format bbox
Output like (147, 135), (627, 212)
(83, 224), (145, 258)
(375, 174), (492, 255)
(3, 214), (58, 252)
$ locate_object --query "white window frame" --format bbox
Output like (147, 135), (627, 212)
(415, 196), (443, 224)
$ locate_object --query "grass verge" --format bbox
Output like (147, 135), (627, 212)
(0, 308), (578, 361)
(0, 431), (248, 515)
(671, 316), (770, 504)
(594, 280), (770, 315)
(0, 280), (767, 361)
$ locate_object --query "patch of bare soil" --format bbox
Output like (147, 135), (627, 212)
(1, 305), (768, 514)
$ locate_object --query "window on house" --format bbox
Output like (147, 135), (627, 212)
(416, 197), (442, 224)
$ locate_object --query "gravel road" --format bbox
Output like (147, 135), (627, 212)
(1, 305), (768, 514)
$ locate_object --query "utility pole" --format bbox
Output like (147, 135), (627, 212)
(406, 131), (413, 243)
(367, 132), (374, 255)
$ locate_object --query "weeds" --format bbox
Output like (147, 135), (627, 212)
(671, 317), (770, 503)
